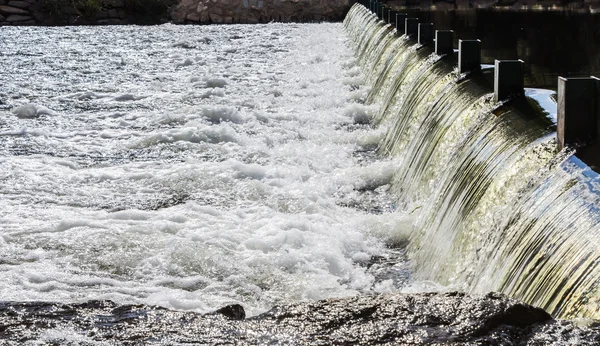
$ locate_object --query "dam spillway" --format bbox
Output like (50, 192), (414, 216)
(345, 3), (600, 319)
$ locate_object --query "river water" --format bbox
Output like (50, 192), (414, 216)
(0, 23), (420, 319)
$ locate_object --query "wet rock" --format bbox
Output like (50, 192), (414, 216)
(7, 0), (29, 9)
(6, 14), (31, 21)
(1, 292), (599, 345)
(0, 4), (28, 15)
(215, 304), (246, 320)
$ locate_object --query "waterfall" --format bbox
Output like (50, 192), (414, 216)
(344, 4), (600, 319)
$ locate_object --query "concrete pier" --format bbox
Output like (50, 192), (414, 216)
(557, 77), (600, 150)
(418, 23), (434, 45)
(405, 18), (419, 38)
(388, 10), (398, 25)
(458, 39), (481, 73)
(435, 30), (454, 56)
(383, 7), (390, 23)
(396, 13), (407, 34)
(494, 60), (525, 102)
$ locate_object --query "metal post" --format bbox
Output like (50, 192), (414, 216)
(435, 30), (454, 56)
(418, 23), (434, 45)
(458, 39), (481, 73)
(557, 77), (600, 150)
(494, 60), (525, 102)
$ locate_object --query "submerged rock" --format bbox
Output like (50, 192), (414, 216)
(0, 292), (599, 345)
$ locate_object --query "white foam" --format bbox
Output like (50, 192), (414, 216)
(343, 103), (376, 124)
(199, 105), (243, 124)
(12, 103), (57, 118)
(204, 77), (228, 88)
(131, 123), (239, 147)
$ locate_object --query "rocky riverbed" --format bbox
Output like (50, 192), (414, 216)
(2, 292), (599, 345)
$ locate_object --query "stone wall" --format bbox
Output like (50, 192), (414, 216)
(0, 0), (173, 25)
(0, 0), (354, 25)
(171, 0), (354, 24)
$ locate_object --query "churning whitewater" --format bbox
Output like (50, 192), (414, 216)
(0, 23), (416, 317)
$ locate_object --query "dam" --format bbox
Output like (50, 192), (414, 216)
(346, 2), (600, 320)
(1, 0), (600, 343)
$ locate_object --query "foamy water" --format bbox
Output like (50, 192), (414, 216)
(0, 23), (416, 316)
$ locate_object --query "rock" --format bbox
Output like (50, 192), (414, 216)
(15, 19), (34, 25)
(215, 304), (246, 320)
(95, 10), (109, 19)
(0, 13), (5, 21)
(6, 14), (32, 22)
(186, 12), (200, 21)
(7, 1), (30, 9)
(1, 293), (599, 344)
(0, 4), (28, 15)
(108, 8), (118, 18)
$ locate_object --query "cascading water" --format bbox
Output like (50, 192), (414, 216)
(345, 4), (600, 319)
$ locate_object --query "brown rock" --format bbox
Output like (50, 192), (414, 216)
(178, 0), (197, 10)
(186, 12), (200, 21)
(210, 13), (223, 22)
(0, 5), (28, 15)
(6, 14), (32, 21)
(7, 1), (30, 9)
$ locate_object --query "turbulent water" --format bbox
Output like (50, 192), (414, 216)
(0, 23), (413, 320)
